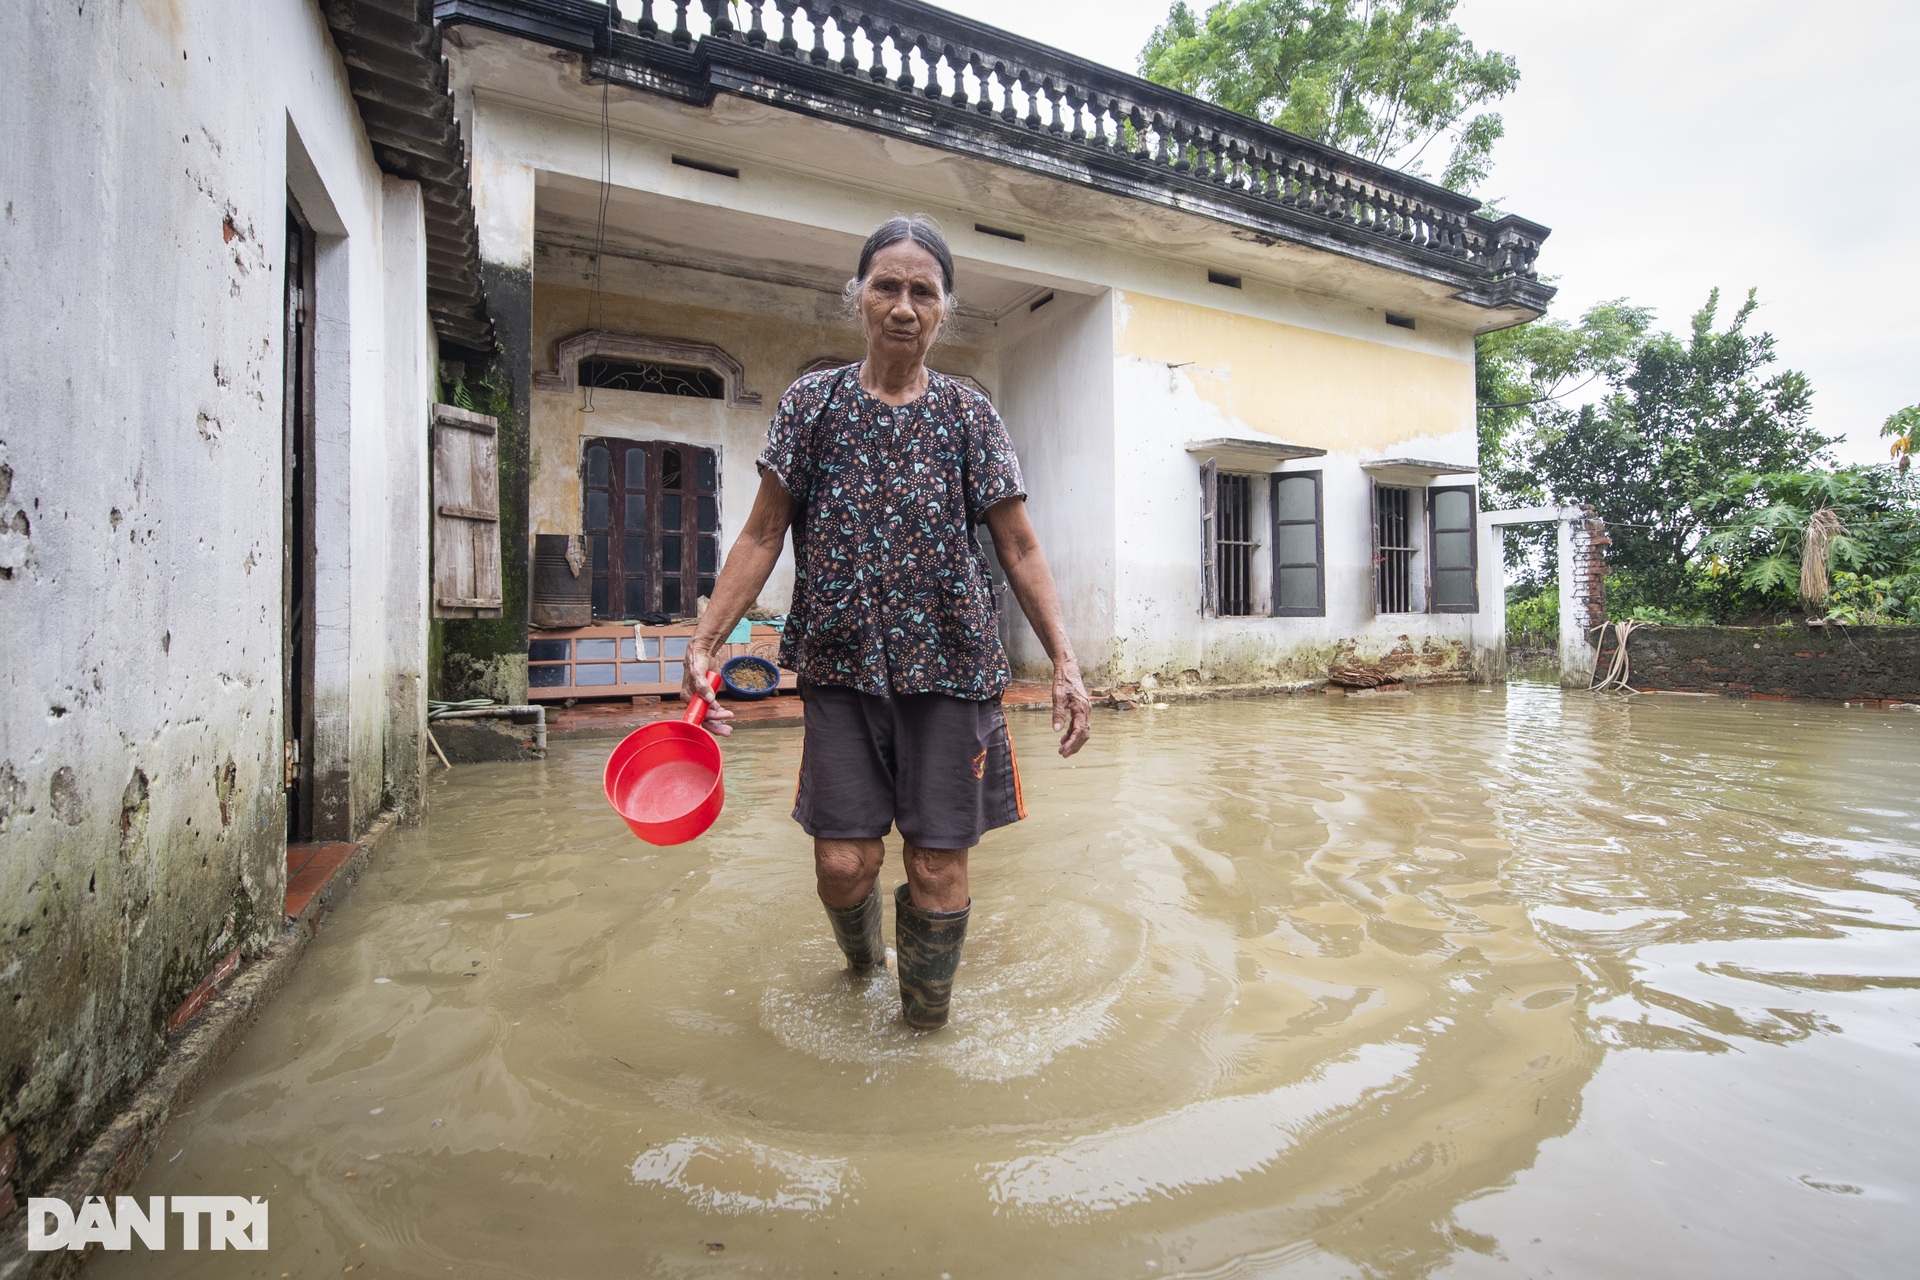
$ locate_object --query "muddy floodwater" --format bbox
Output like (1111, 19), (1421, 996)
(99, 686), (1920, 1278)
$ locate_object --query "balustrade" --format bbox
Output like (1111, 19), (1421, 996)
(595, 0), (1543, 281)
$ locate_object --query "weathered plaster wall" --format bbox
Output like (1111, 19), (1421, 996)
(1106, 289), (1481, 686)
(527, 251), (997, 618)
(381, 178), (437, 818)
(0, 0), (432, 1195)
(1113, 290), (1475, 453)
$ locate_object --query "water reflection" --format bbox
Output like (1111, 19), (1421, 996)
(95, 686), (1920, 1278)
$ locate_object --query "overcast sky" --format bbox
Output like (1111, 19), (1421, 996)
(935, 0), (1919, 465)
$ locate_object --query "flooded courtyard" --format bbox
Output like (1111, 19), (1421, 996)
(97, 685), (1920, 1278)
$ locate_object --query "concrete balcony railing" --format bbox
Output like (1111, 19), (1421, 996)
(437, 0), (1552, 311)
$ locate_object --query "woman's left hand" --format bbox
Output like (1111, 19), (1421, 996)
(1053, 658), (1091, 757)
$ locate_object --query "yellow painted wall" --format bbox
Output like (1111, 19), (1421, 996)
(1114, 290), (1473, 453)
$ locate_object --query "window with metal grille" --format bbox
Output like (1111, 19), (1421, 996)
(1428, 485), (1478, 611)
(1375, 484), (1417, 613)
(582, 438), (719, 620)
(1271, 471), (1324, 615)
(578, 357), (725, 400)
(1215, 472), (1256, 616)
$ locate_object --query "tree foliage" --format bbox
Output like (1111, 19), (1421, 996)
(1476, 299), (1652, 509)
(1698, 468), (1920, 622)
(1140, 0), (1519, 191)
(1478, 288), (1837, 616)
(1883, 403), (1920, 473)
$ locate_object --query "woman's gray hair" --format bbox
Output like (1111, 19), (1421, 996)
(842, 214), (957, 311)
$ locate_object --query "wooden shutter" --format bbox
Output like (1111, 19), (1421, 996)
(1427, 484), (1479, 612)
(1271, 471), (1325, 617)
(432, 403), (503, 618)
(1199, 456), (1218, 617)
(1368, 479), (1380, 616)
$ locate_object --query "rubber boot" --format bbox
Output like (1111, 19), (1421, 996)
(894, 883), (970, 1031)
(822, 883), (885, 973)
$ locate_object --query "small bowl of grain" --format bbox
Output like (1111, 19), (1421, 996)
(719, 654), (782, 700)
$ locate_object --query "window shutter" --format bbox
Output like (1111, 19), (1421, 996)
(432, 403), (503, 618)
(1199, 456), (1218, 617)
(1368, 479), (1380, 616)
(1271, 471), (1325, 617)
(1426, 484), (1479, 612)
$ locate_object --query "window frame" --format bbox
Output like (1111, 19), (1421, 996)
(1269, 470), (1325, 617)
(581, 438), (720, 621)
(1373, 482), (1419, 615)
(1426, 483), (1479, 613)
(1214, 471), (1257, 617)
(1199, 456), (1217, 617)
(578, 356), (727, 400)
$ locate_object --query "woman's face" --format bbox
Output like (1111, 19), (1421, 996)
(857, 240), (948, 367)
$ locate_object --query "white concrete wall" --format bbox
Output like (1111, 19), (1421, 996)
(996, 290), (1118, 680)
(1474, 513), (1510, 681)
(382, 177), (436, 815)
(0, 0), (433, 1180)
(1106, 287), (1483, 686)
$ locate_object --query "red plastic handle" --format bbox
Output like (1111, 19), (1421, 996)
(683, 669), (722, 727)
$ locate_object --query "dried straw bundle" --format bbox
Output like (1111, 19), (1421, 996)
(1800, 507), (1846, 607)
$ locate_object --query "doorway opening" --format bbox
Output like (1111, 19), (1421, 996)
(282, 201), (317, 843)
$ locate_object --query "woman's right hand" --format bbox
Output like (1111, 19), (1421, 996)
(682, 644), (734, 736)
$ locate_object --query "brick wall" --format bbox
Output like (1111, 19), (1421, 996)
(1573, 508), (1610, 636)
(1622, 625), (1920, 702)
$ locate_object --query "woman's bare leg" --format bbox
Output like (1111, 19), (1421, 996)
(814, 837), (884, 909)
(902, 844), (970, 912)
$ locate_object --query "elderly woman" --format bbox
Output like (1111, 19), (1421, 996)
(683, 214), (1091, 1032)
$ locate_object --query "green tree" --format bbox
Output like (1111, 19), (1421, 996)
(1140, 0), (1520, 191)
(1511, 288), (1829, 612)
(1883, 403), (1920, 473)
(1476, 300), (1652, 508)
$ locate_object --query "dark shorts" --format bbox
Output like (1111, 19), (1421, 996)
(793, 683), (1026, 849)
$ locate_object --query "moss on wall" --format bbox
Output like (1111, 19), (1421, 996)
(438, 263), (532, 701)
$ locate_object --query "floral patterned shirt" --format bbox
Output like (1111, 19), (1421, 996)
(758, 364), (1026, 700)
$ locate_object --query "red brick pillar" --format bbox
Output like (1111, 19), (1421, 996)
(1575, 505), (1610, 633)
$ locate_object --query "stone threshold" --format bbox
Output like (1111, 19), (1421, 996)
(285, 840), (364, 923)
(0, 813), (400, 1279)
